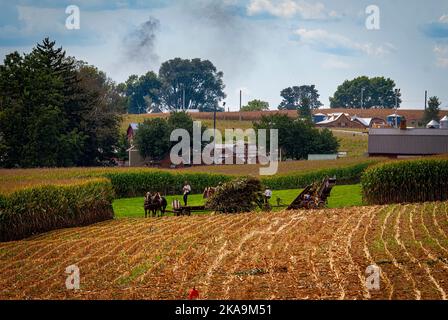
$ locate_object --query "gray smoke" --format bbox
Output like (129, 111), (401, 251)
(180, 0), (260, 77)
(124, 17), (160, 67)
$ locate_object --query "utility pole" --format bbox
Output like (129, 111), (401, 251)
(239, 89), (242, 121)
(361, 88), (365, 109)
(182, 88), (186, 110)
(394, 88), (401, 128)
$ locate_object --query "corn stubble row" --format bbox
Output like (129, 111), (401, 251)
(1, 202), (447, 300)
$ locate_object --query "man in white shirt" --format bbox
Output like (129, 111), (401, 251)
(264, 187), (272, 205)
(183, 181), (192, 206)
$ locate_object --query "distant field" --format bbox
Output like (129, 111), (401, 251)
(331, 130), (368, 157)
(112, 184), (363, 218)
(0, 157), (380, 194)
(2, 201), (447, 299)
(175, 157), (378, 176)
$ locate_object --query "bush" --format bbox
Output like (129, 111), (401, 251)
(105, 171), (233, 198)
(205, 177), (263, 213)
(262, 162), (372, 190)
(0, 179), (114, 242)
(361, 159), (448, 205)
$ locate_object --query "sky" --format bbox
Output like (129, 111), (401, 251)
(0, 0), (447, 110)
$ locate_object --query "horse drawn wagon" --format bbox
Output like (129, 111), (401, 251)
(287, 177), (337, 210)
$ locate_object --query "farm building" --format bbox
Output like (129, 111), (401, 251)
(351, 116), (385, 128)
(441, 116), (448, 129)
(368, 128), (448, 157)
(312, 113), (327, 123)
(315, 113), (366, 129)
(127, 123), (139, 142)
(426, 120), (440, 129)
(386, 114), (403, 127)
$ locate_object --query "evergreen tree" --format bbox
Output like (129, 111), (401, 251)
(423, 96), (441, 124)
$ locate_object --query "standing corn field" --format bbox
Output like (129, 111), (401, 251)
(361, 159), (448, 205)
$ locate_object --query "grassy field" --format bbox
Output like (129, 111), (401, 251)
(331, 130), (368, 157)
(2, 201), (447, 299)
(112, 184), (363, 218)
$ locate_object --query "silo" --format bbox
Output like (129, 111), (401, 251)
(386, 114), (402, 127)
(440, 116), (448, 129)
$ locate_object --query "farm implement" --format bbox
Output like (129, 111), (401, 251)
(170, 200), (205, 216)
(287, 177), (337, 210)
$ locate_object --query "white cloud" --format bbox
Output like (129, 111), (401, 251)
(322, 57), (350, 69)
(293, 28), (395, 57)
(439, 14), (448, 23)
(434, 44), (448, 67)
(247, 0), (337, 20)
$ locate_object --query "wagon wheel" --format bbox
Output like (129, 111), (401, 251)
(317, 201), (326, 209)
(307, 201), (317, 209)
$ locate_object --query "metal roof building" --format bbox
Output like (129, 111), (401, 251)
(368, 128), (448, 157)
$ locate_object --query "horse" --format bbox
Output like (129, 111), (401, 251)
(144, 192), (168, 218)
(202, 187), (216, 199)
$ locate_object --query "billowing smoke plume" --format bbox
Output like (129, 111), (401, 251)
(123, 17), (160, 68)
(179, 0), (261, 78)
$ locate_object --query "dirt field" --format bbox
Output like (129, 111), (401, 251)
(1, 201), (447, 300)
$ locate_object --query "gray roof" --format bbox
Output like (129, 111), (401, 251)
(369, 128), (448, 136)
(369, 128), (448, 155)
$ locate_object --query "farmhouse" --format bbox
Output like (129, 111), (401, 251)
(368, 128), (448, 157)
(315, 113), (365, 129)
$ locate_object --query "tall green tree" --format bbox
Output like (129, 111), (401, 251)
(241, 99), (270, 112)
(75, 63), (123, 165)
(0, 38), (122, 167)
(135, 118), (171, 161)
(159, 58), (226, 112)
(330, 76), (401, 109)
(123, 72), (161, 114)
(0, 38), (85, 167)
(278, 85), (322, 110)
(253, 114), (339, 160)
(298, 97), (312, 121)
(423, 96), (441, 123)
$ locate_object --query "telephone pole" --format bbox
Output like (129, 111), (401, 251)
(239, 89), (242, 121)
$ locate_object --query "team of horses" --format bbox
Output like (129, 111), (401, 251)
(144, 192), (168, 218)
(143, 187), (216, 218)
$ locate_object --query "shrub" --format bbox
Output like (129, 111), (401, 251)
(361, 159), (448, 205)
(0, 179), (114, 242)
(205, 177), (263, 213)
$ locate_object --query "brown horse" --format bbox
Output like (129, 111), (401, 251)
(144, 192), (168, 218)
(202, 187), (216, 199)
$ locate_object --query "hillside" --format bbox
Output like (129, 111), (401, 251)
(1, 202), (447, 300)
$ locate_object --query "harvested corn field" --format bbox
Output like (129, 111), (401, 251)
(1, 202), (448, 300)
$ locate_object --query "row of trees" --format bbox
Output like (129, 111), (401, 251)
(121, 69), (408, 114)
(135, 112), (339, 161)
(0, 38), (124, 167)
